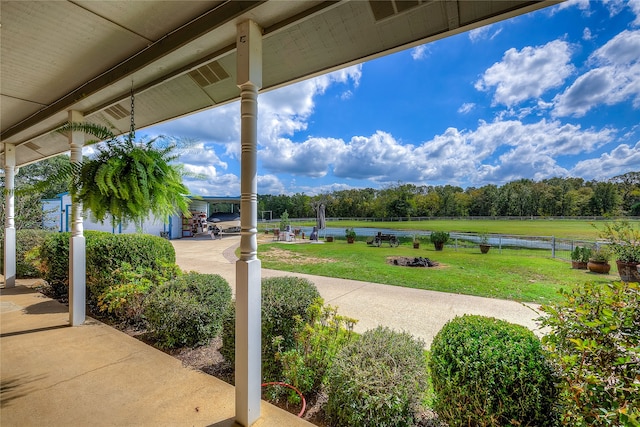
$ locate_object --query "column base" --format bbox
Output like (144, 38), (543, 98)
(235, 258), (261, 426)
(69, 235), (86, 326)
(3, 227), (16, 288)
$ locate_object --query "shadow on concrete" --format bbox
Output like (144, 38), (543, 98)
(0, 373), (47, 408)
(23, 299), (68, 315)
(0, 285), (37, 296)
(0, 324), (68, 338)
(207, 418), (240, 427)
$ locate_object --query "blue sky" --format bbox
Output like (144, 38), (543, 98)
(145, 0), (640, 197)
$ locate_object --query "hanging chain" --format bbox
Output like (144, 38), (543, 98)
(129, 85), (135, 141)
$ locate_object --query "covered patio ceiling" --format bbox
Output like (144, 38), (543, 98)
(1, 1), (558, 168)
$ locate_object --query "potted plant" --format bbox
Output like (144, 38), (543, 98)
(596, 221), (640, 282)
(413, 234), (421, 249)
(587, 245), (612, 274)
(570, 246), (591, 269)
(429, 231), (450, 251)
(479, 232), (491, 254)
(345, 228), (356, 244)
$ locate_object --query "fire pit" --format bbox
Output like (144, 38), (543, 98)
(387, 256), (439, 267)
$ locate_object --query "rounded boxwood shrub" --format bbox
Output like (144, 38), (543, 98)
(430, 315), (559, 427)
(221, 276), (320, 381)
(37, 231), (176, 304)
(325, 326), (429, 427)
(143, 272), (231, 349)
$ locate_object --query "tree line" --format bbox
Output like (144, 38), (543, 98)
(2, 156), (638, 233)
(258, 172), (640, 220)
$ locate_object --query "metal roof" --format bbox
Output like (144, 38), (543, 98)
(1, 0), (557, 167)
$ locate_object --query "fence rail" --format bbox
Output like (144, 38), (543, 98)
(261, 221), (602, 261)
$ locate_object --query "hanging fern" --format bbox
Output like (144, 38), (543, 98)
(52, 122), (192, 227)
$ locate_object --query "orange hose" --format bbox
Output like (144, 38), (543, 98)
(261, 382), (306, 417)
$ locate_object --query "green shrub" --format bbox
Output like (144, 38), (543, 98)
(14, 229), (51, 278)
(429, 230), (450, 244)
(221, 276), (321, 381)
(276, 298), (358, 400)
(430, 315), (559, 427)
(37, 231), (176, 304)
(86, 232), (175, 302)
(326, 326), (429, 427)
(143, 272), (231, 349)
(539, 281), (640, 426)
(97, 262), (180, 325)
(38, 231), (72, 298)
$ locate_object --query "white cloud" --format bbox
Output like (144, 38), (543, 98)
(183, 170), (240, 197)
(553, 30), (640, 117)
(259, 136), (344, 177)
(591, 29), (640, 65)
(295, 182), (355, 196)
(176, 141), (227, 170)
(468, 24), (503, 43)
(603, 0), (627, 17)
(258, 174), (286, 195)
(475, 40), (575, 107)
(583, 27), (593, 40)
(333, 131), (423, 182)
(411, 45), (430, 60)
(552, 0), (591, 15)
(571, 141), (640, 179)
(322, 119), (616, 186)
(458, 103), (475, 114)
(631, 0), (640, 26)
(146, 103), (239, 147)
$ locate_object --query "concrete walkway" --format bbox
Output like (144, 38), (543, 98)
(172, 235), (543, 347)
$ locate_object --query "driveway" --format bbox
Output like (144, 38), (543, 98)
(171, 235), (543, 347)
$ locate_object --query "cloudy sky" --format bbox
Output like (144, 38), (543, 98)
(145, 0), (640, 197)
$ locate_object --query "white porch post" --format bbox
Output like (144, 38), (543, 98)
(68, 110), (86, 326)
(235, 19), (262, 427)
(3, 143), (16, 288)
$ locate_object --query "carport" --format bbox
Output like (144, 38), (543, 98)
(1, 1), (558, 425)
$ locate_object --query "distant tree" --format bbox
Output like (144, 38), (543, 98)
(589, 181), (621, 216)
(610, 171), (640, 214)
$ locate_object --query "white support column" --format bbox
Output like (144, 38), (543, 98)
(3, 143), (16, 288)
(68, 110), (86, 326)
(235, 19), (262, 427)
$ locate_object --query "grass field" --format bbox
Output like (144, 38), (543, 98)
(274, 218), (640, 240)
(258, 238), (620, 304)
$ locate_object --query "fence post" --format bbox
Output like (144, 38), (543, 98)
(552, 236), (556, 258)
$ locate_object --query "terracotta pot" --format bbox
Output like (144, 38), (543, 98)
(326, 236), (334, 242)
(587, 261), (611, 274)
(571, 261), (588, 270)
(433, 242), (444, 251)
(413, 242), (420, 249)
(480, 244), (491, 254)
(347, 237), (355, 244)
(615, 260), (640, 282)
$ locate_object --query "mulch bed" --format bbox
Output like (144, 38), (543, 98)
(386, 256), (440, 268)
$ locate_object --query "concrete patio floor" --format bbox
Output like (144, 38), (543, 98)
(0, 281), (311, 427)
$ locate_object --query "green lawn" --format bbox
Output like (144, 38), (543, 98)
(258, 239), (619, 304)
(270, 218), (640, 240)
